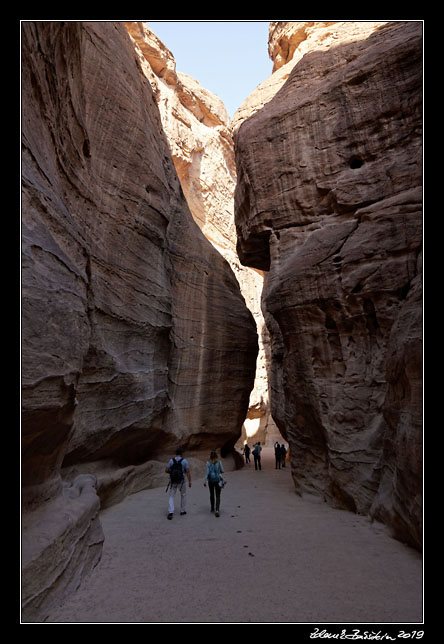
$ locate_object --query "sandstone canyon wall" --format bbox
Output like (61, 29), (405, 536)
(126, 22), (278, 446)
(22, 21), (257, 619)
(234, 21), (422, 549)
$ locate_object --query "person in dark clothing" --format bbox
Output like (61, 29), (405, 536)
(243, 443), (251, 464)
(203, 450), (225, 517)
(274, 442), (282, 469)
(280, 444), (287, 467)
(252, 442), (262, 470)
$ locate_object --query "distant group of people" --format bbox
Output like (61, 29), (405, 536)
(241, 441), (262, 470)
(241, 441), (288, 470)
(165, 441), (289, 520)
(273, 442), (287, 469)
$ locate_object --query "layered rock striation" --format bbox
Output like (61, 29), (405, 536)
(234, 21), (422, 548)
(127, 22), (276, 444)
(126, 22), (236, 257)
(22, 21), (257, 619)
(232, 21), (390, 133)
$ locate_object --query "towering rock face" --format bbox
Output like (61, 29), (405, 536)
(126, 22), (277, 445)
(126, 22), (236, 259)
(232, 21), (390, 133)
(22, 21), (257, 619)
(234, 21), (422, 548)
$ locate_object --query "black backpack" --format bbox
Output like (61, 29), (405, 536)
(169, 458), (184, 485)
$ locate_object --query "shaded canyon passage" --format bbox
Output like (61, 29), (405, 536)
(46, 449), (422, 623)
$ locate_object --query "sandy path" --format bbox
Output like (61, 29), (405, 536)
(45, 448), (422, 624)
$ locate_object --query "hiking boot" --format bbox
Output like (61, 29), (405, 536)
(167, 513), (173, 520)
(180, 511), (187, 515)
(215, 511), (220, 517)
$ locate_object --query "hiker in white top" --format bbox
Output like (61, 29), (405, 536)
(165, 447), (191, 519)
(203, 450), (225, 517)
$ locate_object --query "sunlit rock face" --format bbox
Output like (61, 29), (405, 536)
(21, 21), (257, 619)
(234, 21), (422, 548)
(232, 21), (389, 133)
(126, 22), (277, 445)
(126, 22), (236, 258)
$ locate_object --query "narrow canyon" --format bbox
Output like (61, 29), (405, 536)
(21, 21), (423, 622)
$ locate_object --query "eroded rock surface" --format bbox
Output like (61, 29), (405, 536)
(22, 21), (257, 619)
(234, 21), (422, 548)
(126, 22), (276, 445)
(232, 21), (389, 133)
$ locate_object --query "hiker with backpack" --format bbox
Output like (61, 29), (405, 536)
(203, 450), (225, 517)
(252, 441), (262, 470)
(166, 447), (191, 520)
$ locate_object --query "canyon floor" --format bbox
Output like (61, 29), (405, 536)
(44, 449), (422, 624)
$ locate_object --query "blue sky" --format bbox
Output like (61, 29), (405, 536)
(146, 21), (273, 118)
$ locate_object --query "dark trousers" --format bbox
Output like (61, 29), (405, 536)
(275, 454), (281, 469)
(208, 480), (221, 511)
(254, 454), (261, 470)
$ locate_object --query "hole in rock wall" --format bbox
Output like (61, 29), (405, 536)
(349, 156), (363, 169)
